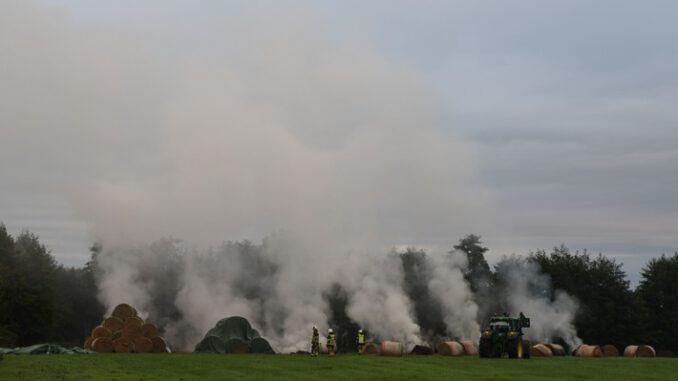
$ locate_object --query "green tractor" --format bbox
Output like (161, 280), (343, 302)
(479, 312), (531, 359)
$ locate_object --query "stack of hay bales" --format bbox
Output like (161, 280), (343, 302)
(83, 303), (167, 353)
(624, 345), (656, 358)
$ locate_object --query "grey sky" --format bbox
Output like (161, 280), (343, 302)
(1, 0), (677, 285)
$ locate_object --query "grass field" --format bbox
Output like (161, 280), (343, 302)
(0, 353), (674, 381)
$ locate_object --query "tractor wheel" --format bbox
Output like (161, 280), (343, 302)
(507, 339), (518, 359)
(522, 340), (531, 359)
(479, 338), (492, 358)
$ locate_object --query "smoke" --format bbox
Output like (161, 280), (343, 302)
(2, 1), (583, 352)
(493, 256), (583, 349)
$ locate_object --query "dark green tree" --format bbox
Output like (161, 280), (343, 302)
(399, 248), (446, 339)
(531, 245), (644, 349)
(453, 235), (494, 324)
(637, 253), (678, 351)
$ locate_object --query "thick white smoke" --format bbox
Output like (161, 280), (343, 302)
(1, 1), (583, 352)
(429, 252), (481, 342)
(494, 256), (582, 348)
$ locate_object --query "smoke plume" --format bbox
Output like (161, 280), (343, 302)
(2, 1), (582, 352)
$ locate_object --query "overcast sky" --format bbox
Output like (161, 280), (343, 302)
(1, 0), (677, 285)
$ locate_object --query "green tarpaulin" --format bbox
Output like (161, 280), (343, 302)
(194, 316), (274, 354)
(0, 343), (95, 355)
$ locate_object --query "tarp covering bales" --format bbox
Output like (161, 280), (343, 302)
(194, 316), (274, 354)
(0, 344), (94, 355)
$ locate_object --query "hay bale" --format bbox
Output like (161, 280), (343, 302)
(576, 344), (603, 357)
(601, 344), (619, 357)
(460, 340), (479, 356)
(141, 323), (159, 338)
(113, 337), (134, 353)
(151, 336), (167, 353)
(437, 341), (464, 356)
(362, 342), (379, 354)
(112, 330), (123, 340)
(411, 345), (433, 355)
(530, 344), (553, 357)
(122, 323), (143, 339)
(125, 316), (144, 327)
(544, 343), (566, 356)
(379, 341), (403, 357)
(624, 345), (656, 357)
(103, 317), (124, 333)
(112, 303), (137, 320)
(92, 337), (114, 353)
(133, 337), (154, 353)
(83, 336), (93, 350)
(91, 325), (113, 339)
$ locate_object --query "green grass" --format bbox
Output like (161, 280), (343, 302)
(0, 353), (674, 381)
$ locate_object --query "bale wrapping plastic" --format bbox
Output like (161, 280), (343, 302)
(530, 344), (553, 357)
(576, 344), (603, 357)
(380, 341), (404, 357)
(544, 343), (566, 356)
(601, 344), (619, 357)
(459, 340), (479, 356)
(437, 341), (464, 356)
(362, 342), (379, 354)
(92, 337), (114, 353)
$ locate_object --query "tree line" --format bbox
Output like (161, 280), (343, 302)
(0, 224), (676, 353)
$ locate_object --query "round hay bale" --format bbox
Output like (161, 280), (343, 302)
(112, 303), (137, 320)
(113, 337), (133, 353)
(576, 344), (603, 357)
(411, 345), (433, 355)
(102, 317), (124, 333)
(626, 345), (656, 357)
(91, 325), (113, 339)
(379, 341), (403, 357)
(133, 337), (153, 353)
(530, 344), (553, 357)
(361, 342), (379, 354)
(83, 336), (93, 350)
(141, 323), (159, 338)
(125, 316), (144, 327)
(112, 330), (123, 340)
(91, 337), (114, 353)
(151, 336), (167, 353)
(459, 340), (479, 356)
(544, 343), (566, 356)
(601, 344), (619, 357)
(437, 341), (464, 356)
(122, 323), (143, 339)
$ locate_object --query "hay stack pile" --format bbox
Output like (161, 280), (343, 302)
(83, 303), (168, 353)
(437, 340), (478, 356)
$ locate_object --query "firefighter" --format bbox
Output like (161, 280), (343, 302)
(311, 325), (319, 357)
(356, 329), (365, 354)
(327, 328), (336, 355)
